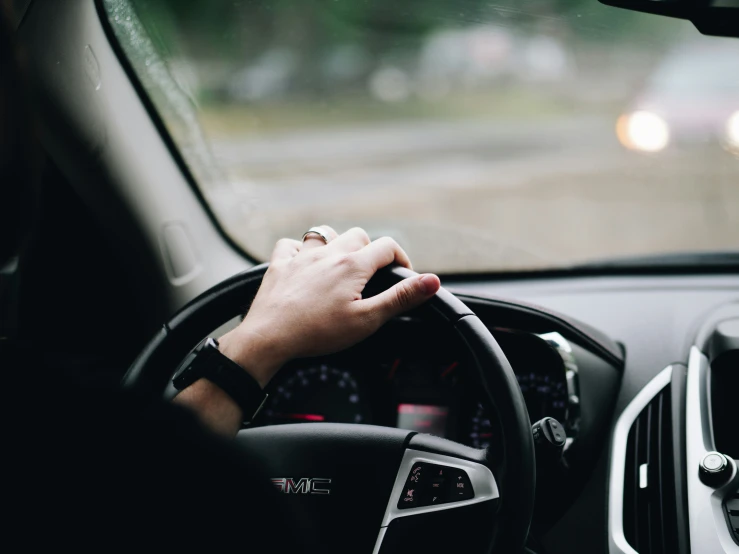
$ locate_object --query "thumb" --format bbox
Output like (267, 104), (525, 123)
(360, 273), (441, 323)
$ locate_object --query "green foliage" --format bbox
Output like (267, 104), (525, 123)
(129, 0), (676, 62)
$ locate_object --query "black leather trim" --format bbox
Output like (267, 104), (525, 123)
(409, 433), (489, 465)
(237, 423), (413, 554)
(453, 292), (625, 369)
(123, 264), (269, 395)
(454, 315), (536, 552)
(379, 500), (499, 554)
(123, 324), (170, 393)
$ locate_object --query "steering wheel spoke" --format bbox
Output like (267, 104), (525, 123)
(374, 444), (499, 552)
(382, 444), (499, 524)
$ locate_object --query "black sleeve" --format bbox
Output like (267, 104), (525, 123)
(6, 368), (307, 552)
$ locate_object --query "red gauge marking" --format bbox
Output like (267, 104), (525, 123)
(479, 433), (493, 438)
(273, 413), (325, 422)
(387, 358), (401, 380)
(440, 361), (459, 378)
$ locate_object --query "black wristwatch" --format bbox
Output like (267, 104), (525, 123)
(172, 337), (268, 424)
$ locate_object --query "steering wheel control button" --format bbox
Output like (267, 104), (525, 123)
(449, 468), (474, 500)
(401, 486), (419, 508)
(397, 462), (474, 509)
(699, 451), (731, 487)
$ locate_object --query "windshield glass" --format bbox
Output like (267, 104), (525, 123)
(104, 0), (739, 273)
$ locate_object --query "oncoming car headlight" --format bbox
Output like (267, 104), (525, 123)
(616, 110), (670, 153)
(725, 111), (739, 154)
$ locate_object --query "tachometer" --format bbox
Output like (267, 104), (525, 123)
(466, 371), (568, 449)
(516, 371), (568, 423)
(262, 364), (369, 426)
(467, 402), (496, 449)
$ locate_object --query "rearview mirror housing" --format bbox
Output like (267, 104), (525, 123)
(598, 0), (739, 37)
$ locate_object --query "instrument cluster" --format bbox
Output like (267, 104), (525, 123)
(254, 322), (580, 450)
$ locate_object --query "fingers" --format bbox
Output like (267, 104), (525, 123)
(270, 238), (302, 262)
(355, 236), (413, 272)
(358, 273), (441, 324)
(328, 227), (371, 253)
(302, 225), (338, 249)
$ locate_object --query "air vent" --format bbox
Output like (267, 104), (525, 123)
(726, 491), (739, 542)
(622, 388), (679, 554)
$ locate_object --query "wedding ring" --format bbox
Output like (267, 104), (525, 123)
(302, 227), (331, 244)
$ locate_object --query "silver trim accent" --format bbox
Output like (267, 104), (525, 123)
(372, 449), (499, 553)
(608, 365), (673, 554)
(685, 346), (739, 554)
(380, 449), (499, 526)
(372, 528), (387, 554)
(538, 332), (581, 446)
(639, 464), (648, 490)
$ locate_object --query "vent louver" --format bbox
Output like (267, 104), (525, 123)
(726, 491), (739, 542)
(622, 388), (679, 554)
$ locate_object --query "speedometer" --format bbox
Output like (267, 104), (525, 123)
(262, 364), (370, 426)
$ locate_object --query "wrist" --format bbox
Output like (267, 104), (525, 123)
(217, 322), (286, 388)
(173, 378), (243, 437)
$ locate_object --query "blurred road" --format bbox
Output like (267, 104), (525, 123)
(210, 116), (610, 209)
(204, 115), (739, 272)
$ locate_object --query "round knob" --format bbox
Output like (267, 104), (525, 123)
(699, 451), (732, 487)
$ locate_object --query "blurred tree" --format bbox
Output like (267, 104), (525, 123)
(128, 0), (677, 104)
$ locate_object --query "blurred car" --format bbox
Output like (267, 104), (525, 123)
(617, 40), (739, 154)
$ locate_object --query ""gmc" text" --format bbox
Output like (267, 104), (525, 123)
(271, 477), (332, 495)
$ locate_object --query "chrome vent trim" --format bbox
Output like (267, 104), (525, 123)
(609, 366), (673, 554)
(685, 346), (739, 554)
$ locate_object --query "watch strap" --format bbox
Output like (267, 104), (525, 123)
(172, 338), (268, 424)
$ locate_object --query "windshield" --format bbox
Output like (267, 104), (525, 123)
(104, 0), (739, 273)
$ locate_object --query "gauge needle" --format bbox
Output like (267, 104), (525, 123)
(274, 413), (325, 422)
(440, 362), (458, 378)
(387, 358), (401, 380)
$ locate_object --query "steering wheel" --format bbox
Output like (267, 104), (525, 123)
(123, 264), (535, 553)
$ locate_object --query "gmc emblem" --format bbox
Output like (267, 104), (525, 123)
(271, 477), (332, 495)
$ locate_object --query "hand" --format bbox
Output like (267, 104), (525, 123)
(218, 226), (441, 388)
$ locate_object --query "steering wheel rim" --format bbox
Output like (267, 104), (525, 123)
(123, 264), (535, 553)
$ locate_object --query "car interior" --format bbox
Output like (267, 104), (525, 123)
(3, 0), (739, 553)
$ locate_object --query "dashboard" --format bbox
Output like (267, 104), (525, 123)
(246, 275), (739, 554)
(254, 318), (585, 459)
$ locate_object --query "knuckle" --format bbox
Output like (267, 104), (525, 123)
(377, 236), (398, 249)
(273, 238), (296, 253)
(318, 224), (337, 238)
(349, 227), (371, 244)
